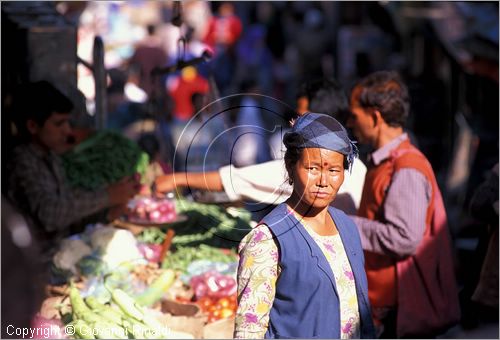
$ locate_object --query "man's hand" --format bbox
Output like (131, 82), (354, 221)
(154, 174), (179, 194)
(106, 176), (141, 205)
(106, 204), (130, 222)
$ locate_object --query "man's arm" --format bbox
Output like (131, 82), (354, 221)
(155, 160), (291, 203)
(154, 160), (292, 204)
(155, 171), (224, 194)
(218, 161), (291, 203)
(14, 165), (108, 232)
(351, 168), (431, 258)
(11, 154), (138, 232)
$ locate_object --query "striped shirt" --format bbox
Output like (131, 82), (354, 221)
(7, 143), (110, 241)
(350, 134), (432, 257)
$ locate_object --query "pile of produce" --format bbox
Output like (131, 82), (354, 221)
(127, 197), (177, 224)
(51, 226), (144, 282)
(161, 244), (237, 274)
(43, 198), (256, 338)
(67, 282), (188, 339)
(62, 131), (149, 190)
(136, 199), (253, 249)
(195, 296), (237, 323)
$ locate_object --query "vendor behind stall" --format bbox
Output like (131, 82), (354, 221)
(6, 80), (141, 254)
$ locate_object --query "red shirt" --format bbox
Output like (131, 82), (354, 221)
(203, 15), (242, 50)
(168, 75), (209, 121)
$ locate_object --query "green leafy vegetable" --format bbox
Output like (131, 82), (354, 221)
(62, 130), (149, 190)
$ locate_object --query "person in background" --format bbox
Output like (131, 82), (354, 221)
(203, 2), (243, 51)
(167, 66), (210, 172)
(6, 81), (140, 254)
(154, 78), (366, 214)
(106, 67), (147, 131)
(204, 2), (243, 96)
(129, 23), (167, 98)
(346, 71), (460, 337)
(229, 79), (271, 167)
(234, 113), (375, 338)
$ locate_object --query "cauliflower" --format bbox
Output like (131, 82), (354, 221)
(53, 239), (92, 274)
(90, 226), (143, 269)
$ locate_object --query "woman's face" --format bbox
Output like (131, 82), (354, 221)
(288, 148), (345, 209)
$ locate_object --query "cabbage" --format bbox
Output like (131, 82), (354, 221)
(52, 239), (92, 274)
(89, 226), (143, 270)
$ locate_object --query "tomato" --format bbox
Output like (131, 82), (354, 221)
(197, 297), (213, 311)
(228, 301), (237, 311)
(220, 308), (234, 319)
(217, 297), (230, 308)
(212, 309), (221, 319)
(211, 303), (224, 312)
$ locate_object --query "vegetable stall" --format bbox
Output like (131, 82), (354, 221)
(34, 131), (256, 339)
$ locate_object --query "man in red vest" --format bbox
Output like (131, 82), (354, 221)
(346, 71), (460, 338)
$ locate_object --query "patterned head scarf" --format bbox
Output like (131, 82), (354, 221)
(283, 112), (358, 171)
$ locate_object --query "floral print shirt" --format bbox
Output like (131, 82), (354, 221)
(234, 214), (360, 339)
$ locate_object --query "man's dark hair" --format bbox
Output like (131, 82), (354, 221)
(353, 70), (410, 127)
(13, 80), (73, 127)
(297, 78), (350, 125)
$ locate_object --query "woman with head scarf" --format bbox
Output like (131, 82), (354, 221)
(234, 113), (375, 339)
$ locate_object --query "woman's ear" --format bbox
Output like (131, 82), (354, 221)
(26, 119), (39, 135)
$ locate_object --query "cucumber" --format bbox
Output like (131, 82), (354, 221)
(135, 270), (176, 307)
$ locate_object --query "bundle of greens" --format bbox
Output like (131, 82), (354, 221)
(62, 131), (149, 190)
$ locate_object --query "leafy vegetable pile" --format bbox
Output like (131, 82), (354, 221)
(62, 131), (149, 190)
(136, 198), (253, 250)
(162, 244), (237, 273)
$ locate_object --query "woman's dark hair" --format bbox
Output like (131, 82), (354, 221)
(296, 78), (350, 125)
(353, 71), (409, 127)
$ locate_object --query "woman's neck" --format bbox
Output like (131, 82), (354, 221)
(286, 194), (336, 235)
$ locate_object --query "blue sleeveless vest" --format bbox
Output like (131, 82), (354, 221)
(261, 203), (375, 339)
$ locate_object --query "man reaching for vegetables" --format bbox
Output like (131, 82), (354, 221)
(6, 81), (141, 253)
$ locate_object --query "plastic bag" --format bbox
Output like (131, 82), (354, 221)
(181, 260), (237, 284)
(189, 270), (237, 300)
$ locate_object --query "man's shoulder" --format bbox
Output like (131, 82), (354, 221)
(392, 145), (432, 173)
(10, 144), (33, 163)
(9, 143), (51, 172)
